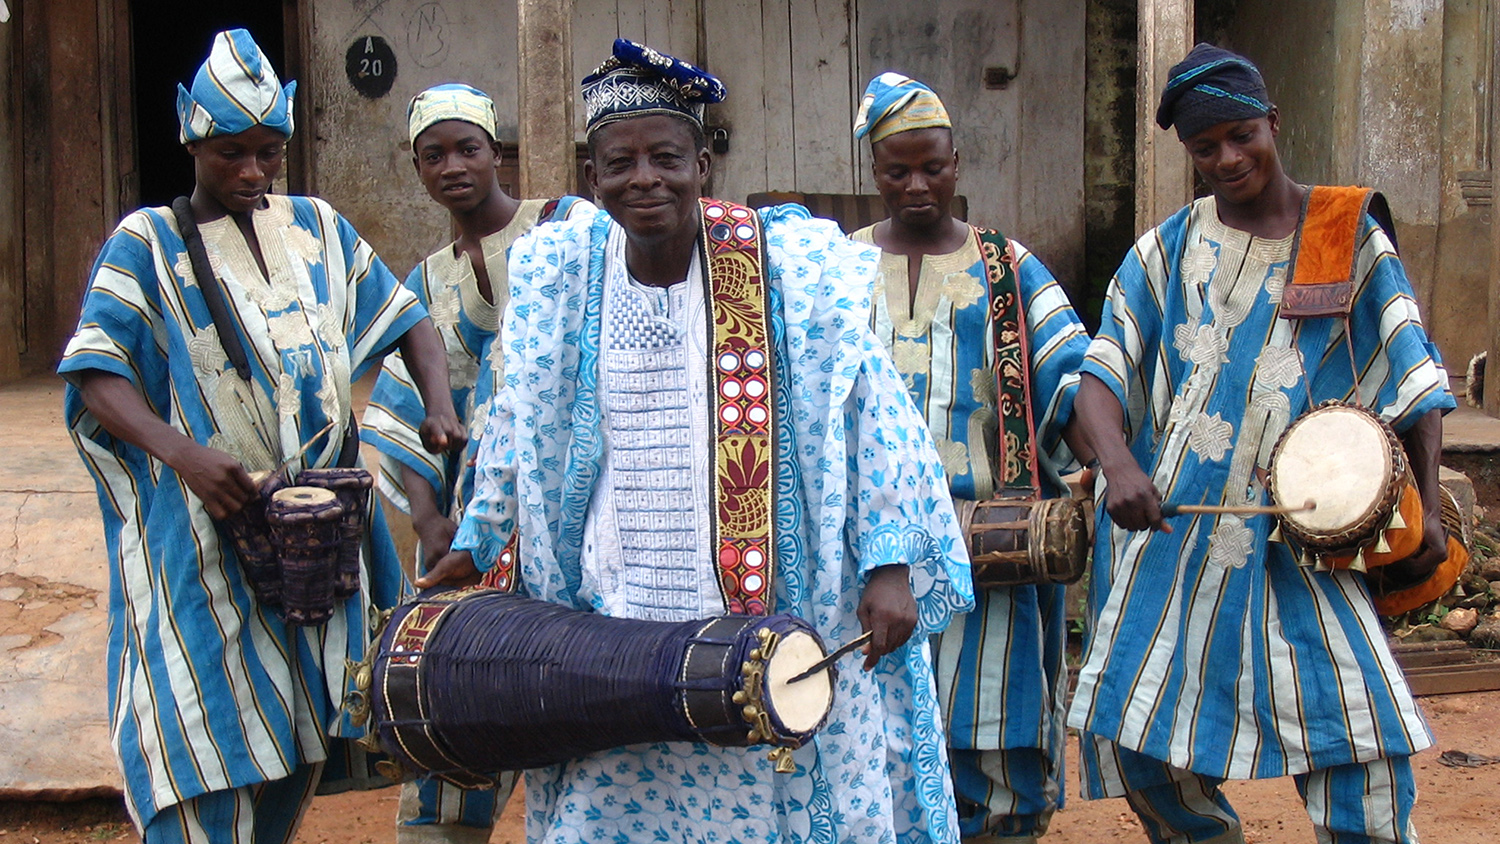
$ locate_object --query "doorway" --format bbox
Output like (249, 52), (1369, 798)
(130, 1), (288, 208)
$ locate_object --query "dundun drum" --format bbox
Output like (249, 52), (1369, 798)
(267, 486), (345, 626)
(362, 589), (834, 788)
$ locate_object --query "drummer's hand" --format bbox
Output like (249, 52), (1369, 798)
(415, 549), (480, 589)
(1100, 460), (1171, 533)
(858, 564), (916, 671)
(171, 441), (257, 520)
(415, 515), (459, 573)
(419, 412), (468, 455)
(1388, 510), (1448, 583)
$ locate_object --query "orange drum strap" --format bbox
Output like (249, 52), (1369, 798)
(975, 228), (1041, 496)
(1281, 186), (1387, 319)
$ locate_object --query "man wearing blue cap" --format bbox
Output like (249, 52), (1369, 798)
(850, 73), (1093, 844)
(421, 39), (974, 844)
(58, 29), (465, 844)
(361, 81), (592, 844)
(1067, 43), (1453, 843)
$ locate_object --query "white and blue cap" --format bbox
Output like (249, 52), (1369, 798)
(581, 39), (726, 137)
(176, 29), (296, 144)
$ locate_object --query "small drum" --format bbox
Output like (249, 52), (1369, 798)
(1269, 401), (1423, 568)
(222, 469), (289, 606)
(961, 496), (1090, 588)
(355, 589), (834, 787)
(1367, 483), (1471, 615)
(267, 486), (345, 626)
(296, 467), (373, 599)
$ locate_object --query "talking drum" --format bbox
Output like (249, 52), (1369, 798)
(353, 589), (835, 788)
(222, 469), (289, 606)
(296, 467), (373, 599)
(1269, 400), (1465, 614)
(961, 496), (1089, 588)
(267, 486), (345, 626)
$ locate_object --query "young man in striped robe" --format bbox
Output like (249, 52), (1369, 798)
(849, 74), (1092, 844)
(1069, 43), (1454, 844)
(57, 29), (465, 844)
(361, 82), (591, 844)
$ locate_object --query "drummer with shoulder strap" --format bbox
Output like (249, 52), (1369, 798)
(1069, 43), (1455, 844)
(848, 74), (1094, 844)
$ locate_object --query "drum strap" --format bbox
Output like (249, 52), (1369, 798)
(1279, 186), (1399, 410)
(699, 198), (778, 615)
(975, 228), (1042, 496)
(171, 197), (361, 469)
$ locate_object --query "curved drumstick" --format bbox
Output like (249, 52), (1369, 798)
(1159, 499), (1316, 518)
(786, 631), (873, 684)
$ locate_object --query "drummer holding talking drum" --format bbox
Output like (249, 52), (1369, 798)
(848, 74), (1094, 843)
(57, 30), (466, 844)
(1069, 44), (1455, 844)
(420, 39), (976, 844)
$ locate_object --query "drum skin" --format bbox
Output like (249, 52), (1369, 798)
(1270, 401), (1423, 568)
(365, 589), (832, 787)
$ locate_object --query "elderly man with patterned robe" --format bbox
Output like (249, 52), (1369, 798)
(421, 39), (974, 844)
(1068, 44), (1454, 844)
(58, 29), (463, 844)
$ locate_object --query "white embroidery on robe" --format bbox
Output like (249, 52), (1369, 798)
(941, 271), (984, 309)
(174, 250), (225, 285)
(893, 337), (930, 376)
(1266, 265), (1287, 304)
(1183, 239), (1218, 281)
(934, 437), (970, 480)
(1187, 411), (1234, 462)
(428, 283), (461, 329)
(1255, 346), (1303, 390)
(266, 312), (315, 350)
(1208, 515), (1255, 569)
(1173, 323), (1230, 371)
(282, 225), (324, 266)
(188, 325), (228, 376)
(275, 372), (299, 420)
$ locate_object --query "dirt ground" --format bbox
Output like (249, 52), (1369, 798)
(2, 691), (1495, 844)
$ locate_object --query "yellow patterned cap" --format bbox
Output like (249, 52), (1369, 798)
(853, 72), (951, 144)
(407, 83), (498, 147)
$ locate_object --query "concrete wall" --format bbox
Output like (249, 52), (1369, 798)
(1225, 0), (1492, 370)
(1083, 0), (1136, 326)
(0, 15), (22, 382)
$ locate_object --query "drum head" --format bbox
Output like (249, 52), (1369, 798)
(1272, 406), (1393, 536)
(764, 631), (833, 735)
(271, 486), (339, 508)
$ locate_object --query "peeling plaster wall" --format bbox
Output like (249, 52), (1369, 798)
(1227, 0), (1490, 368)
(304, 1), (523, 276)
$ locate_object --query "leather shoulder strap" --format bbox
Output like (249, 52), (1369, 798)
(1281, 186), (1389, 319)
(172, 197), (253, 382)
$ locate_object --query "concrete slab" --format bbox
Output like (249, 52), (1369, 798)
(1442, 405), (1500, 453)
(0, 374), (118, 799)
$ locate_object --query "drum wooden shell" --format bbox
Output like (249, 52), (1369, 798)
(363, 589), (832, 788)
(964, 496), (1089, 588)
(1269, 401), (1420, 565)
(296, 467), (372, 599)
(267, 486), (345, 626)
(222, 470), (289, 606)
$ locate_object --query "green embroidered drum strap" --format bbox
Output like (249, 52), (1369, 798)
(699, 198), (777, 615)
(975, 227), (1041, 495)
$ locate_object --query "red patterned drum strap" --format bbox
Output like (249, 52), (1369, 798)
(975, 228), (1041, 496)
(477, 535), (520, 592)
(700, 198), (777, 616)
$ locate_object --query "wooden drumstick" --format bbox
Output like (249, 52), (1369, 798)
(273, 420), (339, 477)
(1160, 499), (1316, 518)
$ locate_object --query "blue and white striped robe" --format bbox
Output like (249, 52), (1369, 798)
(852, 227), (1089, 764)
(58, 195), (422, 827)
(1068, 196), (1454, 797)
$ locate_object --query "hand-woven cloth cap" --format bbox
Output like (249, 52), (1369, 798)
(176, 28), (296, 144)
(1155, 43), (1270, 141)
(853, 72), (951, 143)
(407, 83), (499, 147)
(581, 39), (726, 136)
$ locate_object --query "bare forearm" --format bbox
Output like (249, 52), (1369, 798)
(401, 463), (445, 524)
(1401, 408), (1444, 512)
(1074, 373), (1133, 473)
(78, 370), (196, 467)
(396, 319), (456, 418)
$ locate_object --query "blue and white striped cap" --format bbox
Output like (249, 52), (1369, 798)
(176, 29), (296, 144)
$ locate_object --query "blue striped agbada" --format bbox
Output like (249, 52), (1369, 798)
(853, 227), (1089, 833)
(59, 195), (422, 827)
(1067, 196), (1454, 797)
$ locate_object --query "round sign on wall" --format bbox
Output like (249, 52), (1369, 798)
(346, 36), (397, 99)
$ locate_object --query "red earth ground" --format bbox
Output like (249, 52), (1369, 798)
(3, 690), (1496, 844)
